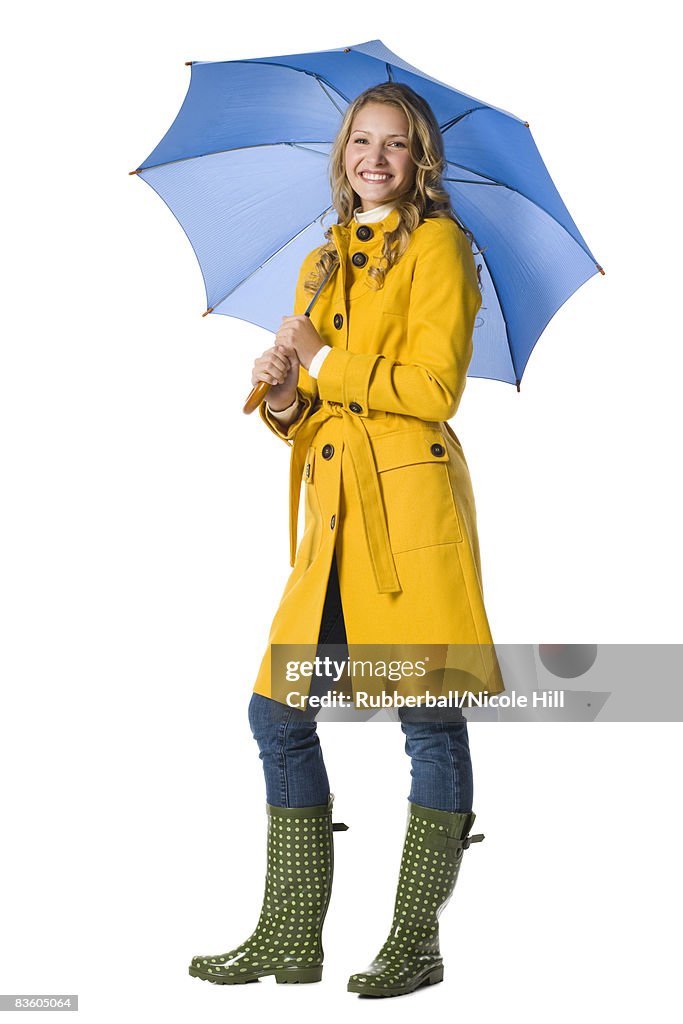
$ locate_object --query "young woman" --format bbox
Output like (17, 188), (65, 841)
(189, 82), (504, 998)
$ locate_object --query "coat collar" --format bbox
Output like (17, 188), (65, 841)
(331, 205), (400, 241)
(353, 201), (397, 224)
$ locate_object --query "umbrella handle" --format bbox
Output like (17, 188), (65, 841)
(242, 379), (270, 415)
(242, 260), (339, 415)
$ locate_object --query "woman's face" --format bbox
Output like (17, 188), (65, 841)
(344, 102), (416, 213)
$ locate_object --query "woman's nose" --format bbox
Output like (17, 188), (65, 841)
(367, 144), (387, 164)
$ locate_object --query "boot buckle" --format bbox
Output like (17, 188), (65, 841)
(460, 832), (485, 849)
(425, 831), (485, 852)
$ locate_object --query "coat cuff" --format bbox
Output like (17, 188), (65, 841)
(259, 386), (316, 445)
(316, 347), (382, 415)
(266, 394), (301, 426)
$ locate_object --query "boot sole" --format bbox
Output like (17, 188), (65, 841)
(347, 963), (444, 997)
(189, 965), (323, 985)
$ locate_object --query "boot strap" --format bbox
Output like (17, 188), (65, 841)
(333, 822), (349, 831)
(424, 831), (485, 851)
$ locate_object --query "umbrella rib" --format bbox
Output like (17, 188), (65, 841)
(221, 59), (352, 104)
(439, 106), (491, 133)
(445, 161), (503, 185)
(445, 169), (599, 267)
(138, 141), (335, 173)
(288, 143), (331, 158)
(208, 206), (335, 312)
(315, 77), (346, 115)
(444, 173), (502, 186)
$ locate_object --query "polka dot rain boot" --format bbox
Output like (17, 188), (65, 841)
(347, 802), (484, 997)
(189, 794), (348, 985)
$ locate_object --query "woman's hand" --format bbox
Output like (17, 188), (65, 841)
(276, 314), (325, 371)
(251, 344), (300, 411)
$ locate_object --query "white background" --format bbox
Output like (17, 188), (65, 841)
(1, 2), (681, 1021)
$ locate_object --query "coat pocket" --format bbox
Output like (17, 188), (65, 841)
(372, 429), (463, 553)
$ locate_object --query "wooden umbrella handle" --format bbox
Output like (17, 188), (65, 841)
(243, 379), (270, 415)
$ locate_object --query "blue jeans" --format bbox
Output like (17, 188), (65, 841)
(248, 550), (473, 813)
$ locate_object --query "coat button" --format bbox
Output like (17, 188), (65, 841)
(322, 443), (334, 459)
(333, 313), (343, 330)
(305, 462), (311, 478)
(430, 443), (445, 457)
(330, 514), (336, 530)
(351, 251), (368, 268)
(356, 225), (374, 241)
(349, 402), (362, 413)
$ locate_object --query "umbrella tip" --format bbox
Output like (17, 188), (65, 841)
(185, 60), (193, 65)
(516, 379), (521, 392)
(202, 307), (214, 317)
(128, 169), (139, 175)
(524, 121), (530, 128)
(597, 264), (605, 275)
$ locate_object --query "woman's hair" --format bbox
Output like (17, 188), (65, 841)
(304, 81), (482, 295)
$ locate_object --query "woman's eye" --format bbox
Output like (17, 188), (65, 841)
(351, 138), (406, 146)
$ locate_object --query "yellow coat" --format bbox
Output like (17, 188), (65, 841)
(253, 207), (505, 705)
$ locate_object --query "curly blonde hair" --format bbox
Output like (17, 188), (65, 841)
(304, 82), (481, 295)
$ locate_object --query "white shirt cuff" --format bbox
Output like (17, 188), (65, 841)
(266, 393), (301, 426)
(308, 345), (332, 379)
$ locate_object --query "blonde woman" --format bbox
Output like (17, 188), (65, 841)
(189, 82), (503, 998)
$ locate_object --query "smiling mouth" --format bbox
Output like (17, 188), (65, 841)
(359, 172), (392, 182)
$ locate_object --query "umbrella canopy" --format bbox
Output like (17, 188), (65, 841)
(132, 38), (602, 388)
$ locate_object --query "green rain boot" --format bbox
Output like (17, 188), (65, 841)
(347, 802), (484, 997)
(189, 795), (348, 985)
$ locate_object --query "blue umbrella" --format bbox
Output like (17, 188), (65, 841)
(131, 38), (602, 399)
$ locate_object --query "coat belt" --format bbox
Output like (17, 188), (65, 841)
(288, 406), (402, 594)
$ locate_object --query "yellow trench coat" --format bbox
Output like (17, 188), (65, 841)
(252, 207), (504, 705)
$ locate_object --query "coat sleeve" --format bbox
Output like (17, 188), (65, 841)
(315, 219), (482, 422)
(258, 252), (319, 446)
